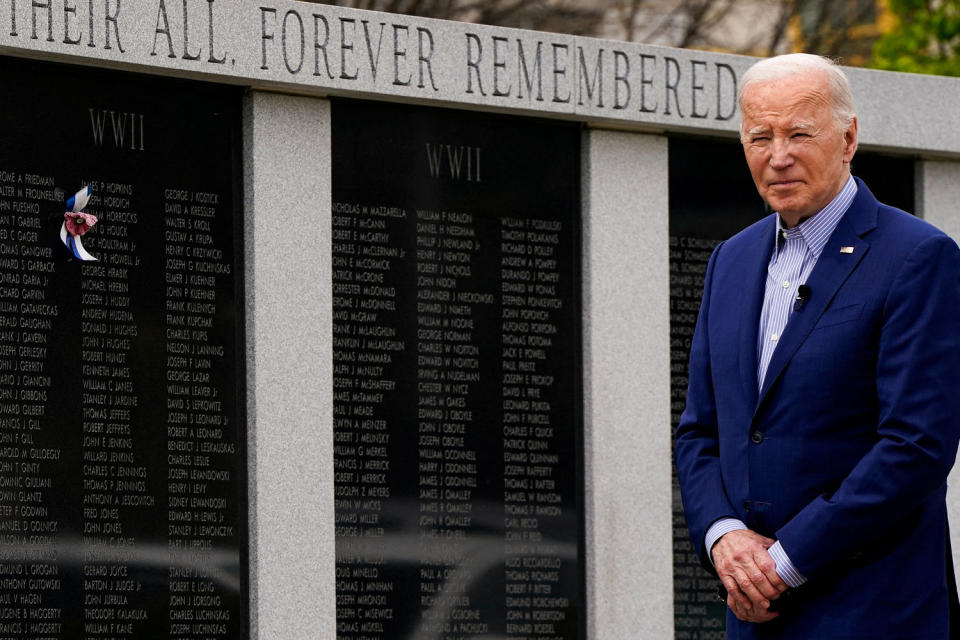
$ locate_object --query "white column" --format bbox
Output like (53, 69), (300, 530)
(244, 92), (335, 640)
(582, 129), (673, 639)
(917, 159), (960, 589)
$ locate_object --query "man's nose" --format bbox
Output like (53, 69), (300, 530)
(769, 138), (793, 168)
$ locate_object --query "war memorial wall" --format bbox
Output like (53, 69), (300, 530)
(0, 2), (959, 639)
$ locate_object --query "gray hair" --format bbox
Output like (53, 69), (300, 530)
(738, 53), (857, 131)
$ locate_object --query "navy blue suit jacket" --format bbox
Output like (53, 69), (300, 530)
(675, 178), (960, 639)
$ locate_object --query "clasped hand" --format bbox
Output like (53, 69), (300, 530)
(712, 529), (789, 623)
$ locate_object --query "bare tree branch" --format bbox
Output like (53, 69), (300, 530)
(762, 0), (799, 56)
(616, 0), (647, 42)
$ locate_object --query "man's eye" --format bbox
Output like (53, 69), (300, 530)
(792, 132), (810, 139)
(752, 136), (770, 143)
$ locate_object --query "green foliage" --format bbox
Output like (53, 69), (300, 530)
(872, 0), (960, 76)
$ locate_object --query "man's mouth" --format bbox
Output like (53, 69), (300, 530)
(769, 180), (802, 188)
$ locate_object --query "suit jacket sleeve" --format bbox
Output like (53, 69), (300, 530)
(777, 233), (960, 581)
(674, 241), (738, 568)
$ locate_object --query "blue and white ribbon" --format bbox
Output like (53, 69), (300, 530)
(60, 186), (98, 261)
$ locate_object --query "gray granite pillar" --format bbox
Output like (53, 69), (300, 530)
(243, 92), (336, 640)
(917, 160), (960, 239)
(582, 129), (673, 638)
(917, 158), (960, 588)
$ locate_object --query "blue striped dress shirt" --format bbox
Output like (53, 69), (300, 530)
(704, 175), (858, 589)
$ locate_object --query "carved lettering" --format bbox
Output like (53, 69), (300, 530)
(492, 35), (510, 97)
(639, 53), (657, 113)
(360, 20), (385, 81)
(577, 47), (602, 108)
(31, 0), (53, 42)
(62, 0), (80, 44)
(89, 107), (107, 145)
(89, 108), (145, 151)
(152, 0), (175, 58)
(259, 6), (275, 70)
(664, 56), (682, 117)
(282, 8), (303, 73)
(391, 23), (409, 86)
(517, 40), (543, 101)
(206, 0), (225, 63)
(613, 50), (630, 109)
(424, 144), (480, 182)
(103, 0), (121, 52)
(550, 43), (570, 104)
(417, 27), (437, 91)
(313, 13), (333, 78)
(465, 32), (483, 96)
(690, 59), (707, 118)
(0, 4), (745, 126)
(180, 0), (199, 60)
(339, 16), (357, 79)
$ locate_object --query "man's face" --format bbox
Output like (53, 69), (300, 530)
(740, 70), (857, 226)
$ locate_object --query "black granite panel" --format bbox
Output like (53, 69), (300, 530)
(0, 56), (246, 640)
(331, 98), (584, 640)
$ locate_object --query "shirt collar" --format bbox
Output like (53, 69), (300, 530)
(773, 175), (857, 260)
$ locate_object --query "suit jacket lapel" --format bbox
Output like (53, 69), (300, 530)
(755, 178), (878, 411)
(737, 216), (776, 410)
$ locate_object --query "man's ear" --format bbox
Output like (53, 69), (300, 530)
(843, 116), (858, 164)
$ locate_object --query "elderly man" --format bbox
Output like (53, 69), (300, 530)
(675, 53), (960, 639)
